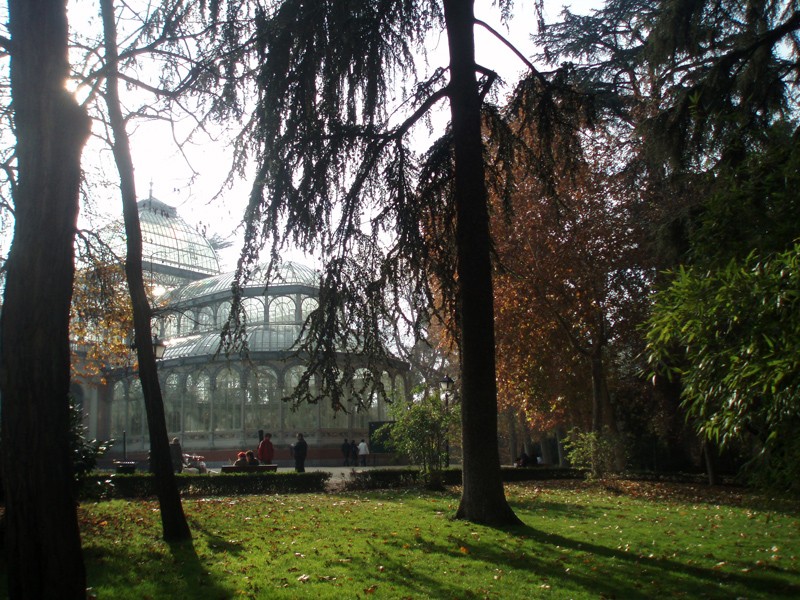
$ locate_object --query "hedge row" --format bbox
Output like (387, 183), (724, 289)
(77, 466), (587, 499)
(80, 470), (331, 500)
(344, 466), (583, 490)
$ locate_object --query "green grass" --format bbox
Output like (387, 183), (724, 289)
(33, 480), (800, 598)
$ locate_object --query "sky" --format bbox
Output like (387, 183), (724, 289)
(89, 0), (599, 272)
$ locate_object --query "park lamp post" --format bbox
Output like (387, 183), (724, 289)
(440, 375), (455, 468)
(152, 335), (166, 359)
(130, 334), (167, 359)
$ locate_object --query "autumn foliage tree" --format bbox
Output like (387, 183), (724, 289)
(208, 0), (533, 525)
(535, 0), (800, 479)
(492, 133), (652, 468)
(70, 255), (135, 382)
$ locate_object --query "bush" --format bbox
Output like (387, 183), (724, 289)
(645, 244), (800, 492)
(344, 468), (421, 490)
(500, 466), (583, 482)
(80, 471), (331, 500)
(562, 428), (618, 479)
(69, 398), (112, 490)
(344, 466), (580, 490)
(378, 394), (460, 479)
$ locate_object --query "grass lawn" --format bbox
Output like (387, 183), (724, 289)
(15, 480), (800, 598)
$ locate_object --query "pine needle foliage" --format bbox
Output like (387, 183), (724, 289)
(205, 0), (610, 525)
(536, 0), (800, 171)
(209, 1), (470, 413)
(207, 1), (600, 420)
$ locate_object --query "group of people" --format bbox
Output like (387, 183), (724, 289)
(341, 438), (370, 467)
(175, 432), (372, 474)
(233, 450), (260, 466)
(232, 432), (277, 467)
(231, 432), (309, 473)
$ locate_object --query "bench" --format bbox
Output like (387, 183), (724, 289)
(113, 460), (137, 474)
(220, 464), (278, 473)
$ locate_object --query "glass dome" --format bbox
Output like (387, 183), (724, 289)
(137, 197), (220, 281)
(160, 261), (320, 305)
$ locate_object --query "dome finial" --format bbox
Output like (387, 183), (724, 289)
(149, 178), (154, 200)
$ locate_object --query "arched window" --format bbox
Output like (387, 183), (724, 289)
(301, 297), (318, 320)
(185, 372), (210, 432)
(111, 381), (126, 438)
(214, 367), (241, 431)
(163, 373), (182, 433)
(319, 385), (347, 429)
(179, 310), (197, 335)
(269, 296), (295, 324)
(217, 301), (231, 327)
(242, 297), (265, 326)
(128, 378), (145, 437)
(352, 369), (375, 429)
(244, 367), (278, 431)
(393, 374), (406, 403)
(198, 306), (214, 332)
(283, 366), (317, 432)
(163, 313), (178, 338)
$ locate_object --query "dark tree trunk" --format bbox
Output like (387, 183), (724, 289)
(100, 0), (191, 542)
(589, 347), (626, 470)
(444, 0), (521, 526)
(590, 350), (606, 434)
(507, 410), (518, 464)
(0, 1), (91, 597)
(702, 440), (718, 486)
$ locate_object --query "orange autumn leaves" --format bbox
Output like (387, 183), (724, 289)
(490, 133), (651, 431)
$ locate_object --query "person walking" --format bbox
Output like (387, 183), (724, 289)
(341, 438), (351, 466)
(169, 437), (184, 473)
(350, 439), (359, 466)
(257, 432), (275, 465)
(293, 433), (308, 472)
(358, 438), (370, 467)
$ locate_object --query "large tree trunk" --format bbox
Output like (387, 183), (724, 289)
(589, 346), (626, 471)
(589, 347), (617, 435)
(444, 0), (521, 525)
(100, 0), (191, 542)
(0, 1), (91, 597)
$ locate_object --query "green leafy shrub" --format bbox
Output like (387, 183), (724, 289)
(562, 428), (618, 479)
(646, 244), (800, 493)
(377, 393), (460, 483)
(69, 398), (112, 489)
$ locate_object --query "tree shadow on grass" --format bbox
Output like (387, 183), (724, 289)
(364, 520), (799, 599)
(486, 523), (800, 599)
(521, 478), (800, 516)
(377, 490), (799, 599)
(83, 537), (233, 599)
(166, 539), (233, 599)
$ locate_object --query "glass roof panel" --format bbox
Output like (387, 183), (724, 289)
(137, 197), (220, 278)
(161, 261), (319, 305)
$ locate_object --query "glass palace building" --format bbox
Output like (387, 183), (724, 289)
(87, 196), (408, 465)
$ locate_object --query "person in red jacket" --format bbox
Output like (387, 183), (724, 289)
(257, 432), (275, 464)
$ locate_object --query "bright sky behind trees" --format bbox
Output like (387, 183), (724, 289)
(71, 0), (597, 270)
